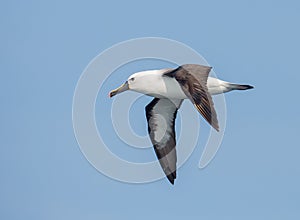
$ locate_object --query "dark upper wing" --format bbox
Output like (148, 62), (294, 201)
(145, 98), (183, 185)
(164, 64), (219, 131)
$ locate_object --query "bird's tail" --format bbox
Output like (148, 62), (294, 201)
(228, 83), (254, 91)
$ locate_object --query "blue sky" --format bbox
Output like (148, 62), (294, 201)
(1, 0), (300, 219)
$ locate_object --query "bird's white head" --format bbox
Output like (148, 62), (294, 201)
(109, 69), (166, 98)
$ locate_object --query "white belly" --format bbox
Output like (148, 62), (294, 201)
(131, 76), (187, 99)
(151, 77), (187, 99)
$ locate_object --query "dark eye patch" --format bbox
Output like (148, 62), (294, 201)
(130, 77), (135, 81)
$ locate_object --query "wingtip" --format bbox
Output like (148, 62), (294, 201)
(166, 172), (176, 185)
(194, 103), (219, 132)
(211, 119), (220, 132)
(167, 176), (175, 185)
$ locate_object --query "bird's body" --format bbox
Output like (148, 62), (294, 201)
(128, 69), (251, 98)
(109, 64), (253, 184)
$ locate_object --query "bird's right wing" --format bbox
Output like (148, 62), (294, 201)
(164, 64), (219, 131)
(145, 98), (183, 185)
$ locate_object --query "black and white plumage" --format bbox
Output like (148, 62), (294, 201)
(145, 98), (182, 184)
(109, 64), (253, 184)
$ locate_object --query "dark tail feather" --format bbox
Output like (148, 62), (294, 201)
(229, 84), (254, 90)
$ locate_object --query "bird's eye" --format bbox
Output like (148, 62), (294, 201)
(130, 77), (135, 81)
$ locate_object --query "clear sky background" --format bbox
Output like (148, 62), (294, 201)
(1, 0), (300, 219)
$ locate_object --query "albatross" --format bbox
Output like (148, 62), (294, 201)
(109, 64), (253, 184)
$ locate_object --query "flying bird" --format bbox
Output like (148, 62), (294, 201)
(109, 64), (253, 184)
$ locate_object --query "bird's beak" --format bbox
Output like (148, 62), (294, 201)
(109, 81), (129, 98)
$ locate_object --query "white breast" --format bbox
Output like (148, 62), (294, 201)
(130, 70), (187, 99)
(155, 77), (187, 99)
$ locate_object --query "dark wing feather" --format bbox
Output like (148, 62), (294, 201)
(164, 64), (219, 131)
(145, 98), (183, 184)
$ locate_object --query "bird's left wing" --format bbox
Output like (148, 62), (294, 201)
(145, 98), (183, 185)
